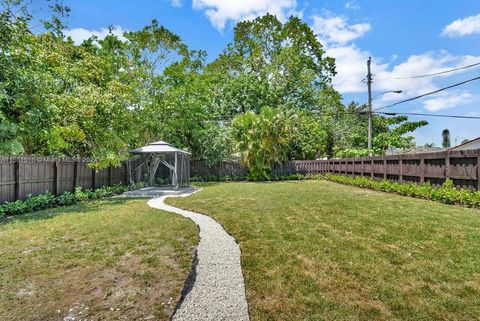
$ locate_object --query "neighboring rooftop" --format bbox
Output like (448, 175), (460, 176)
(449, 136), (480, 151)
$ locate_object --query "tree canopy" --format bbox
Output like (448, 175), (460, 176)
(0, 0), (428, 176)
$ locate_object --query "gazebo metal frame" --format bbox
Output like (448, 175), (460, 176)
(128, 141), (190, 189)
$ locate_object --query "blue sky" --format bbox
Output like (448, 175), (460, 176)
(47, 0), (480, 146)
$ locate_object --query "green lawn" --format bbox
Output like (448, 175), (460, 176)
(168, 180), (480, 321)
(0, 199), (198, 321)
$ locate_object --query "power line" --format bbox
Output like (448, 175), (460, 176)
(375, 76), (480, 111)
(393, 62), (480, 79)
(375, 111), (480, 120)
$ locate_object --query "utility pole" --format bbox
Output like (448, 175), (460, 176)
(367, 57), (373, 153)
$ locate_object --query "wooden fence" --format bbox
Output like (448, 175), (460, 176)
(190, 160), (247, 178)
(0, 156), (128, 203)
(191, 149), (480, 191)
(282, 149), (480, 190)
(2, 148), (479, 203)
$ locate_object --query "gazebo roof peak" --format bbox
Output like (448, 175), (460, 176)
(150, 140), (171, 145)
(130, 140), (191, 155)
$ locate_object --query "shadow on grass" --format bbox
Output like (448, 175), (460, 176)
(0, 198), (135, 226)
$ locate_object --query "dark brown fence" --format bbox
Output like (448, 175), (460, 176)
(0, 156), (128, 203)
(2, 149), (479, 203)
(191, 149), (480, 191)
(191, 160), (247, 178)
(283, 149), (480, 190)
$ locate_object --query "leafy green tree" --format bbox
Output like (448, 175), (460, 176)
(334, 104), (428, 157)
(198, 123), (234, 167)
(232, 107), (294, 180)
(0, 1), (148, 167)
(0, 1), (430, 170)
(372, 116), (428, 155)
(232, 107), (328, 179)
(289, 111), (328, 160)
(207, 14), (336, 118)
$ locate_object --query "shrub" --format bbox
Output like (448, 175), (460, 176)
(321, 174), (480, 208)
(0, 183), (142, 219)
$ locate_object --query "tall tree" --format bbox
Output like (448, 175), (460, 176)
(232, 107), (295, 180)
(333, 103), (428, 157)
(442, 129), (451, 148)
(207, 14), (336, 118)
(0, 2), (430, 168)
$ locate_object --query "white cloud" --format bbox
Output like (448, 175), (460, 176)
(191, 0), (300, 30)
(324, 44), (384, 93)
(64, 26), (127, 45)
(374, 52), (480, 107)
(312, 14), (370, 45)
(345, 0), (360, 10)
(312, 13), (479, 111)
(442, 13), (480, 37)
(334, 49), (479, 110)
(311, 13), (373, 93)
(171, 0), (182, 7)
(423, 91), (474, 111)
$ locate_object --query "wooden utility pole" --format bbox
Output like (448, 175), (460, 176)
(367, 57), (373, 153)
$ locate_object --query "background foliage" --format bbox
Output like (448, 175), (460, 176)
(0, 0), (427, 175)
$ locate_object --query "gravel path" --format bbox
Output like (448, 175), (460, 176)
(148, 194), (250, 321)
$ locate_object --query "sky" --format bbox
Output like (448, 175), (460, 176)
(37, 0), (480, 146)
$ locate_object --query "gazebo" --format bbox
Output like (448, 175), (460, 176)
(128, 141), (191, 189)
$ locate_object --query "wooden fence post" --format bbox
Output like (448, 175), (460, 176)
(399, 158), (403, 184)
(92, 169), (96, 190)
(53, 161), (59, 196)
(108, 165), (113, 186)
(383, 158), (387, 180)
(125, 162), (129, 185)
(477, 155), (480, 191)
(14, 161), (20, 201)
(445, 152), (450, 181)
(420, 157), (425, 184)
(72, 161), (78, 192)
(361, 159), (364, 176)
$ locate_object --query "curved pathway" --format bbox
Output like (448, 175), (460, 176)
(148, 194), (250, 321)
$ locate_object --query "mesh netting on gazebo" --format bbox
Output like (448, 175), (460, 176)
(127, 141), (190, 189)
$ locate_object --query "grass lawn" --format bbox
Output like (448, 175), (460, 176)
(0, 198), (198, 321)
(168, 180), (480, 321)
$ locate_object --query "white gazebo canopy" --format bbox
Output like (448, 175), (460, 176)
(130, 141), (191, 155)
(129, 141), (191, 189)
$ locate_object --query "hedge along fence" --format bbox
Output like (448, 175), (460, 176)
(0, 156), (128, 203)
(321, 174), (480, 208)
(293, 149), (480, 191)
(191, 149), (480, 191)
(0, 184), (142, 219)
(2, 148), (479, 203)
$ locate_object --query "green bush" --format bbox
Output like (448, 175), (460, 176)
(0, 183), (142, 219)
(322, 174), (480, 208)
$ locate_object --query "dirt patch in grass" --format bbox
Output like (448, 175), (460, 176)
(0, 199), (198, 321)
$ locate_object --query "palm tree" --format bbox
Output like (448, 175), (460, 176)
(442, 129), (451, 148)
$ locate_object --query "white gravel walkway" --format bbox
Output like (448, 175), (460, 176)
(148, 194), (250, 321)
